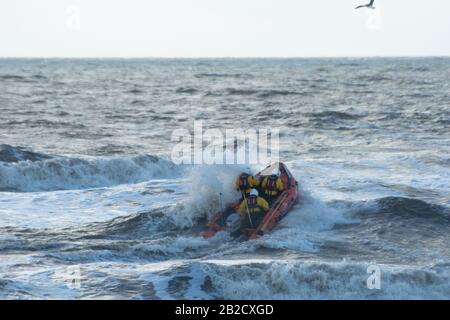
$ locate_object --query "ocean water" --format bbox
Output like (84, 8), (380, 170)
(0, 58), (449, 299)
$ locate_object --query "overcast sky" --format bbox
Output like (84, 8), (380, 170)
(1, 0), (449, 57)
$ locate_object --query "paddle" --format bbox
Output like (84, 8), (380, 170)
(219, 192), (225, 226)
(242, 192), (254, 228)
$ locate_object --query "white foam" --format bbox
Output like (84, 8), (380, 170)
(200, 259), (450, 299)
(0, 179), (183, 229)
(288, 155), (450, 206)
(0, 155), (181, 192)
(130, 236), (211, 256)
(165, 164), (249, 228)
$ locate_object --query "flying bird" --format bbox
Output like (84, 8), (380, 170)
(355, 0), (376, 9)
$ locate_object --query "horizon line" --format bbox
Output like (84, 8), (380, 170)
(0, 55), (449, 60)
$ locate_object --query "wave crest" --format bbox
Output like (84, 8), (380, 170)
(0, 150), (181, 192)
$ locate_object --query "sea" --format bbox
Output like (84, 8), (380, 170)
(0, 58), (449, 299)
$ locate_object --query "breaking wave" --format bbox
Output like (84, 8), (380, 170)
(0, 147), (181, 192)
(201, 260), (450, 299)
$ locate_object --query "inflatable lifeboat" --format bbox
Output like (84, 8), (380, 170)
(201, 162), (300, 240)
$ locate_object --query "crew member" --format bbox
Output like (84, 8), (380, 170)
(261, 167), (284, 201)
(237, 189), (269, 226)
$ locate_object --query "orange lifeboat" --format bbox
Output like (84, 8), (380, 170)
(201, 162), (300, 240)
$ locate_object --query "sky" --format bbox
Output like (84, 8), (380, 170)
(1, 0), (449, 57)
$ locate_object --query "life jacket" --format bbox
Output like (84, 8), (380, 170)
(238, 173), (250, 190)
(246, 195), (260, 213)
(265, 175), (278, 191)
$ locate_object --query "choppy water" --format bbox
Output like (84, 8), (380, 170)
(0, 58), (449, 299)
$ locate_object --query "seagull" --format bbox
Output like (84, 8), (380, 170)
(355, 0), (376, 9)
